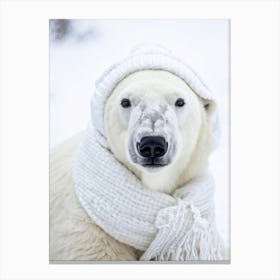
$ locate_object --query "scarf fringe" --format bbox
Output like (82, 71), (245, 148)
(140, 201), (223, 261)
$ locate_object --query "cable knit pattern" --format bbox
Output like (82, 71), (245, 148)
(73, 125), (223, 261)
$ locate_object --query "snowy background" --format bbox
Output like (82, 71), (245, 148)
(50, 19), (230, 250)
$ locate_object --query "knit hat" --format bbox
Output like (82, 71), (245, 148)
(91, 44), (217, 138)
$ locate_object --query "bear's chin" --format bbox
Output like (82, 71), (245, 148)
(137, 164), (168, 173)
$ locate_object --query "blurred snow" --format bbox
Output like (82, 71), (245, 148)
(50, 19), (230, 251)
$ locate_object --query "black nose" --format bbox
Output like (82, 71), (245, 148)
(137, 136), (168, 158)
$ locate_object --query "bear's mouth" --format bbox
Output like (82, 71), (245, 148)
(142, 162), (167, 168)
(139, 156), (169, 169)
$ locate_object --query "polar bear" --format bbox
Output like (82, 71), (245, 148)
(50, 68), (219, 261)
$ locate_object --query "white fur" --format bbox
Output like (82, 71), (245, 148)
(50, 70), (217, 261)
(104, 70), (215, 193)
(50, 134), (139, 261)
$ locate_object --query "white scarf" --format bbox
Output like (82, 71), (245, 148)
(73, 124), (224, 261)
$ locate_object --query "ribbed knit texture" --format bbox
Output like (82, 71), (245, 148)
(73, 125), (223, 261)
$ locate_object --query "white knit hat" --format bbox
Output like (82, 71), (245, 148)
(91, 44), (217, 140)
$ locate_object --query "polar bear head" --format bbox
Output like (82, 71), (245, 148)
(104, 70), (217, 193)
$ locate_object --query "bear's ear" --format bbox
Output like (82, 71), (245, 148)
(202, 99), (216, 117)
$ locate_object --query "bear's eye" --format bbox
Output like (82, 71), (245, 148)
(120, 98), (131, 108)
(175, 98), (185, 107)
(204, 103), (210, 110)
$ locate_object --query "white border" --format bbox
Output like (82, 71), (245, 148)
(0, 1), (279, 280)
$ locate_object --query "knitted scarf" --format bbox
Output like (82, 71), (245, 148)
(73, 124), (224, 261)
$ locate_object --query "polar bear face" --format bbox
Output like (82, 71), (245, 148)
(104, 70), (215, 193)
